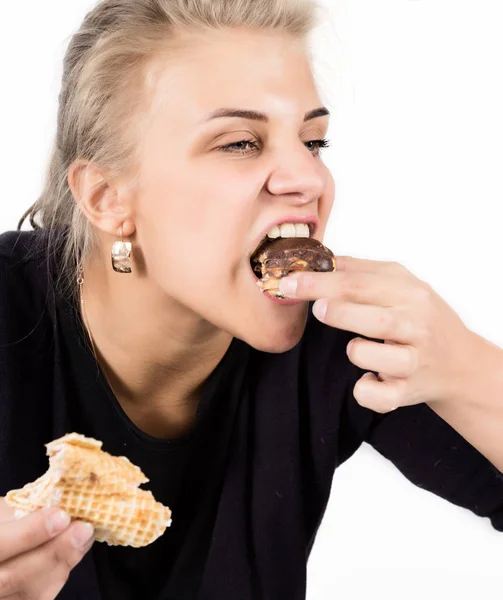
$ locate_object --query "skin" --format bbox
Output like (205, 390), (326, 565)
(0, 498), (94, 599)
(278, 260), (503, 472)
(68, 28), (334, 438)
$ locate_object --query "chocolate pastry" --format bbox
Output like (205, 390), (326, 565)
(251, 237), (337, 299)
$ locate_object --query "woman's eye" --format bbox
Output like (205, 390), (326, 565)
(218, 140), (259, 154)
(305, 139), (331, 155)
(218, 138), (331, 156)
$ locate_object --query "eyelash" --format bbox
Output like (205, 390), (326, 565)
(218, 138), (331, 157)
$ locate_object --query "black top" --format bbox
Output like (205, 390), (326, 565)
(0, 228), (502, 600)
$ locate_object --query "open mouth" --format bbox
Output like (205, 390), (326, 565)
(249, 222), (315, 280)
(249, 222), (336, 300)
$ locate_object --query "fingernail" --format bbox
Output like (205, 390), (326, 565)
(45, 509), (71, 536)
(313, 299), (328, 321)
(71, 522), (95, 550)
(279, 277), (298, 297)
(80, 534), (95, 553)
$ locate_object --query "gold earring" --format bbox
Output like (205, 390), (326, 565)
(111, 224), (132, 273)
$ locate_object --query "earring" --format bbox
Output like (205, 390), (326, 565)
(111, 224), (132, 273)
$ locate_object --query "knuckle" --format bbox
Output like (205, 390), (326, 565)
(388, 261), (409, 276)
(18, 517), (46, 548)
(409, 347), (420, 373)
(379, 312), (397, 338)
(414, 321), (431, 344)
(51, 544), (75, 574)
(417, 282), (433, 303)
(340, 273), (359, 299)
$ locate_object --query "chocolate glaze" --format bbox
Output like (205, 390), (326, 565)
(251, 237), (336, 278)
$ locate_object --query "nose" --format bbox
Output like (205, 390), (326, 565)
(265, 142), (326, 207)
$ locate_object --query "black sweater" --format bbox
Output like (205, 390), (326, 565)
(0, 229), (502, 600)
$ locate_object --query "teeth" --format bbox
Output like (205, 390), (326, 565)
(268, 225), (281, 239)
(280, 223), (296, 238)
(295, 223), (310, 238)
(267, 222), (310, 239)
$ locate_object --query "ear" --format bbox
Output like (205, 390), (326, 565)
(67, 159), (135, 238)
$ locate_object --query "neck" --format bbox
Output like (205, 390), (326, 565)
(79, 253), (233, 436)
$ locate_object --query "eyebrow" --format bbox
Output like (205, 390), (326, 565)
(204, 106), (330, 123)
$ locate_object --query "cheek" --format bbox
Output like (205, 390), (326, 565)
(136, 194), (240, 287)
(135, 166), (256, 289)
(138, 171), (214, 258)
(319, 168), (335, 222)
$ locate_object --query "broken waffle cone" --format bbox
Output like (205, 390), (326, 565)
(5, 433), (172, 548)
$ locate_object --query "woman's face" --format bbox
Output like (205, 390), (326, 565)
(133, 28), (334, 353)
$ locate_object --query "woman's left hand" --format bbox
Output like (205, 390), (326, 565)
(279, 256), (480, 414)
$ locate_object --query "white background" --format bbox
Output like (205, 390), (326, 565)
(1, 1), (502, 599)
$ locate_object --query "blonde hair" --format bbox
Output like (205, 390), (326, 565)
(18, 0), (323, 301)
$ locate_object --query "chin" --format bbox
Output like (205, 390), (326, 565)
(237, 306), (309, 354)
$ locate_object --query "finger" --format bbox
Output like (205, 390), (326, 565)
(0, 498), (15, 523)
(314, 301), (414, 344)
(0, 520), (94, 599)
(335, 256), (412, 276)
(347, 338), (417, 379)
(0, 505), (71, 563)
(353, 372), (405, 414)
(279, 271), (414, 306)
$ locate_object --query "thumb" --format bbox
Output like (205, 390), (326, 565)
(0, 496), (18, 523)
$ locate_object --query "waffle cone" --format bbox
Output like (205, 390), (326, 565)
(5, 433), (172, 548)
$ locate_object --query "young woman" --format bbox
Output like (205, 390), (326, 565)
(0, 0), (502, 599)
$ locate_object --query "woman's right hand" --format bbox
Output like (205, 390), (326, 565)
(0, 496), (95, 600)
